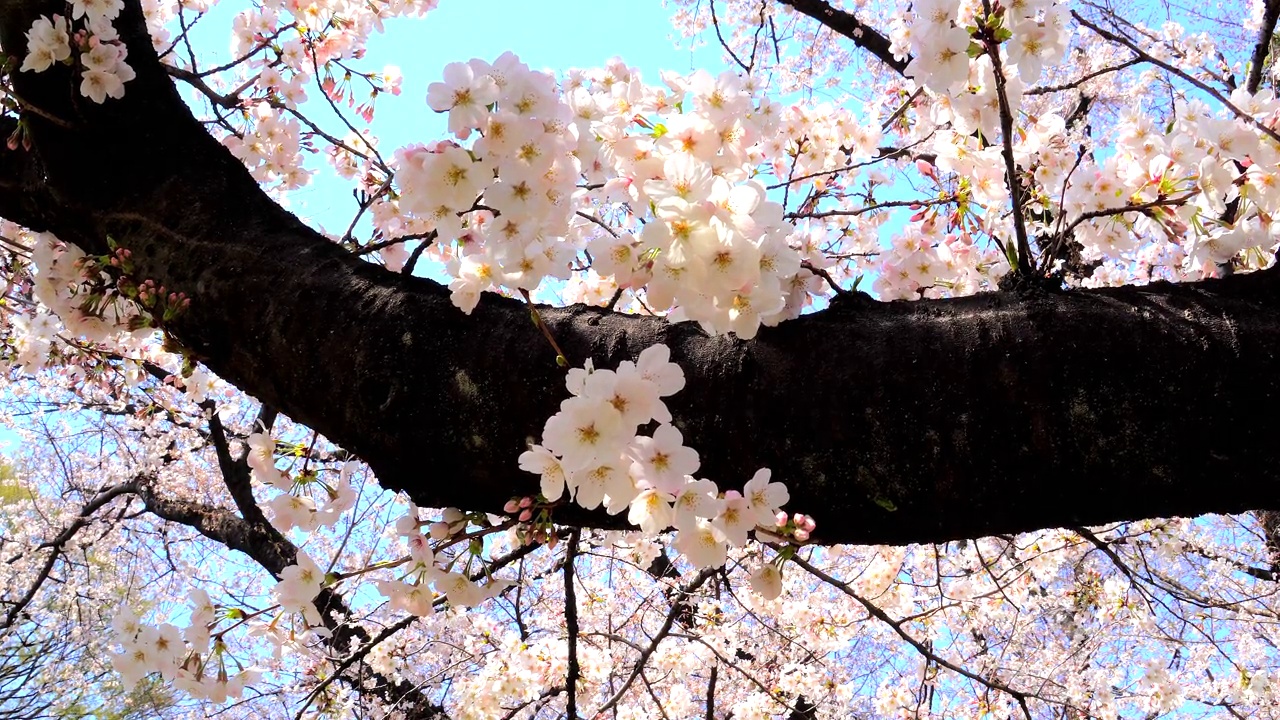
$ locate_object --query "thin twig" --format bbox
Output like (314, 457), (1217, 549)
(1058, 191), (1197, 241)
(520, 289), (570, 367)
(564, 529), (582, 719)
(710, 0), (752, 72)
(592, 568), (716, 716)
(1074, 11), (1280, 147)
(1026, 58), (1141, 95)
(786, 549), (1034, 720)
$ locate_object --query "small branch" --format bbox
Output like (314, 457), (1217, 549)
(402, 232), (436, 276)
(354, 231), (436, 256)
(298, 535), (548, 718)
(592, 568), (716, 716)
(498, 685), (565, 720)
(801, 260), (847, 296)
(765, 141), (926, 191)
(197, 24), (296, 78)
(710, 0), (752, 72)
(786, 549), (1033, 720)
(980, 1), (1032, 275)
(1058, 191), (1197, 241)
(1026, 58), (1141, 95)
(520, 289), (570, 367)
(564, 529), (582, 720)
(294, 616), (416, 720)
(787, 196), (952, 220)
(9, 91), (74, 129)
(575, 210), (620, 239)
(1074, 11), (1280, 147)
(880, 88), (923, 131)
(1, 481), (138, 631)
(306, 39), (391, 174)
(704, 665), (717, 720)
(605, 287), (625, 311)
(206, 400), (269, 525)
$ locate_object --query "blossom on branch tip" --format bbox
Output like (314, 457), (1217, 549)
(20, 16), (71, 73)
(426, 61), (500, 139)
(674, 519), (728, 569)
(749, 563), (784, 600)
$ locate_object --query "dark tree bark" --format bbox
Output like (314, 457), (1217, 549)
(775, 0), (910, 74)
(1, 0), (1279, 548)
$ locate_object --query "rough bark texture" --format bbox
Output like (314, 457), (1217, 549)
(1, 0), (1279, 547)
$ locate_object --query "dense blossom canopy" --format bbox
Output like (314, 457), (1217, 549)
(1, 0), (1280, 717)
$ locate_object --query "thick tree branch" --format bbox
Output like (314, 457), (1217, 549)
(774, 0), (909, 75)
(1247, 0), (1280, 94)
(1, 0), (1279, 552)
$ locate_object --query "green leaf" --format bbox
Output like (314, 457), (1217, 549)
(1003, 239), (1020, 270)
(873, 496), (898, 512)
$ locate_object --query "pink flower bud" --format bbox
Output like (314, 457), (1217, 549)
(503, 499), (520, 513)
(792, 513), (806, 526)
(518, 508), (533, 522)
(915, 159), (937, 179)
(802, 516), (816, 532)
(519, 496), (533, 508)
(775, 511), (788, 527)
(793, 529), (810, 543)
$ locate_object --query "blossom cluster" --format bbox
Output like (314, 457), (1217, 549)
(20, 4), (136, 104)
(251, 427), (508, 621)
(30, 233), (142, 344)
(396, 54), (811, 339)
(224, 103), (313, 190)
(372, 506), (511, 615)
(208, 0), (436, 188)
(1056, 97), (1280, 276)
(245, 435), (359, 534)
(518, 345), (792, 574)
(900, 0), (1069, 99)
(108, 590), (259, 703)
